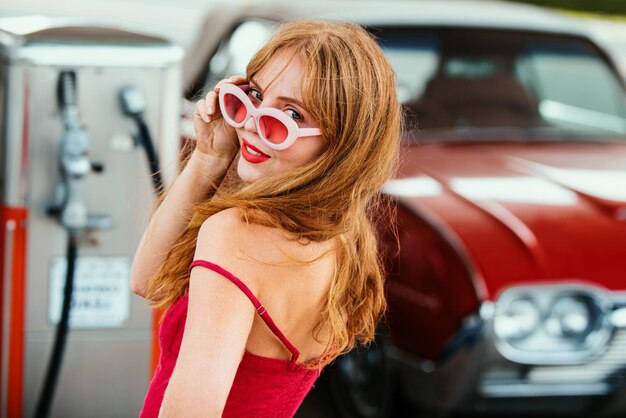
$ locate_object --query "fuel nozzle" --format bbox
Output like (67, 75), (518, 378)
(58, 71), (90, 180)
(49, 70), (113, 232)
(119, 85), (165, 196)
(119, 85), (146, 117)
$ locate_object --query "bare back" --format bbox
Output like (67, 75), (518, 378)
(207, 208), (336, 363)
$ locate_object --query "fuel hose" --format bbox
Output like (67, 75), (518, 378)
(118, 85), (165, 197)
(135, 114), (165, 196)
(34, 232), (78, 418)
(35, 70), (85, 418)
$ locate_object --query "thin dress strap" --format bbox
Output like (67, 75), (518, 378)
(188, 259), (300, 362)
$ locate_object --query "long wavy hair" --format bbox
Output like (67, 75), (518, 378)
(145, 20), (401, 368)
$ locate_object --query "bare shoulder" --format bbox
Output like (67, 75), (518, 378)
(199, 207), (331, 257)
(195, 208), (335, 293)
(198, 207), (246, 239)
(197, 207), (278, 255)
(195, 208), (300, 283)
(194, 207), (261, 290)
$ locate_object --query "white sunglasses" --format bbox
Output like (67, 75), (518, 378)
(218, 83), (321, 150)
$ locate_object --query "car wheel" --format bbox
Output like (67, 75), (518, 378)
(328, 337), (395, 418)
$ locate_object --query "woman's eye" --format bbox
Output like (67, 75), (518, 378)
(285, 109), (302, 121)
(247, 89), (262, 103)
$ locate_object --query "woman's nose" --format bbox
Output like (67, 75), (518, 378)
(243, 115), (257, 134)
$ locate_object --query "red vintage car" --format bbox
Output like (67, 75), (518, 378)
(182, 1), (626, 416)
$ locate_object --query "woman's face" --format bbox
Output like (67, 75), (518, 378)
(235, 52), (325, 184)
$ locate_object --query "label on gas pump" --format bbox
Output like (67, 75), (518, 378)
(48, 256), (131, 328)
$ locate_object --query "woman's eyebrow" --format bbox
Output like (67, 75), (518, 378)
(249, 76), (263, 91)
(278, 96), (305, 108)
(250, 76), (306, 109)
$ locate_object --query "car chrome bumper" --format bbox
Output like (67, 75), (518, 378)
(387, 299), (626, 415)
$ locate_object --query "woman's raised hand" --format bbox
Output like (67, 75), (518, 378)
(193, 75), (247, 160)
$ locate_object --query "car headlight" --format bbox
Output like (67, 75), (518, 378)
(494, 297), (540, 341)
(546, 295), (593, 339)
(493, 285), (612, 365)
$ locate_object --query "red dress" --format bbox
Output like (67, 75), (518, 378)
(139, 260), (322, 418)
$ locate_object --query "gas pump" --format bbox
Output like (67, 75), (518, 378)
(0, 16), (183, 418)
(35, 70), (115, 418)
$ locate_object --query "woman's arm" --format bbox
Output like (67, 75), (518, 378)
(129, 150), (231, 296)
(130, 75), (246, 297)
(158, 209), (259, 417)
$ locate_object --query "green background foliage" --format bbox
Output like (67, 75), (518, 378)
(507, 0), (626, 15)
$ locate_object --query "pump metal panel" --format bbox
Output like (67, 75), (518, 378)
(0, 16), (183, 418)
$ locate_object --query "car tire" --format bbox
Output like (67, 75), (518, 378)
(327, 335), (396, 418)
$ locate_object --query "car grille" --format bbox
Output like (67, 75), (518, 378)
(527, 327), (626, 384)
(481, 327), (626, 397)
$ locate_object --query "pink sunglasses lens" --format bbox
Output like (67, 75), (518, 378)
(258, 115), (289, 144)
(223, 93), (247, 123)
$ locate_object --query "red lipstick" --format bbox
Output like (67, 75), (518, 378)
(241, 138), (270, 163)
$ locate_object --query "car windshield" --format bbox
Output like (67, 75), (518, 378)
(377, 27), (626, 142)
(203, 23), (626, 142)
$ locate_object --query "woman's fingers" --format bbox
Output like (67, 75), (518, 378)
(199, 90), (221, 120)
(195, 99), (210, 123)
(196, 75), (246, 124)
(204, 91), (217, 118)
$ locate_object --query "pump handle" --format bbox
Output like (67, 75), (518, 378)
(57, 71), (77, 108)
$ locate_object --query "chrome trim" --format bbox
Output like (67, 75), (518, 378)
(0, 16), (184, 68)
(0, 63), (6, 206)
(0, 15), (161, 39)
(156, 64), (183, 186)
(479, 326), (626, 398)
(481, 381), (611, 397)
(16, 44), (183, 68)
(479, 301), (496, 320)
(528, 329), (626, 382)
(1, 219), (15, 416)
(493, 284), (614, 365)
(2, 66), (26, 207)
(611, 307), (626, 328)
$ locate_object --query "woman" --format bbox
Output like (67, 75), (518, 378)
(131, 19), (401, 417)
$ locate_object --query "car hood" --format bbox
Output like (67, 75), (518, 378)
(385, 141), (626, 299)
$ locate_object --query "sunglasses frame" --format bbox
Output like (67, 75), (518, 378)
(218, 83), (321, 151)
